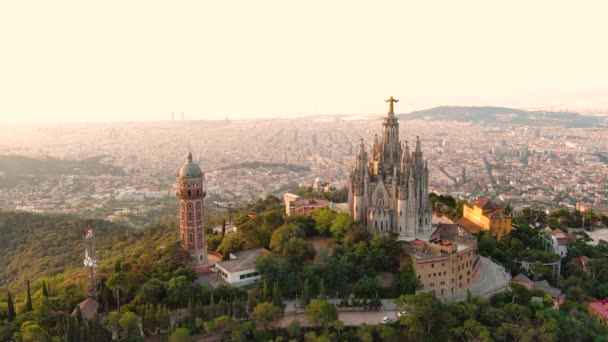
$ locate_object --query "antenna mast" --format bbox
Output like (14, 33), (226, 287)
(83, 227), (99, 300)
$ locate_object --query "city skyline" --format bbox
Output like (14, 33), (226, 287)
(1, 1), (608, 123)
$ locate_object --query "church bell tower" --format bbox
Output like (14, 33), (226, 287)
(177, 152), (207, 265)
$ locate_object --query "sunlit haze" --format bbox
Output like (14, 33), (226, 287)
(1, 0), (607, 123)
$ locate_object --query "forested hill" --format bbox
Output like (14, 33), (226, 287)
(0, 210), (176, 292)
(0, 155), (125, 187)
(399, 106), (603, 127)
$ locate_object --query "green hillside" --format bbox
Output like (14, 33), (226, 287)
(0, 209), (176, 292)
(0, 155), (125, 187)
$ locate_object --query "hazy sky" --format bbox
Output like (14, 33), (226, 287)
(1, 1), (607, 123)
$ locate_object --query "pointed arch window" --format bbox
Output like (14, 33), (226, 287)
(188, 210), (193, 221)
(377, 191), (384, 206)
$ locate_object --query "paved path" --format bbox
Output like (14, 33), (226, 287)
(277, 311), (401, 327)
(439, 256), (510, 301)
(283, 299), (398, 314)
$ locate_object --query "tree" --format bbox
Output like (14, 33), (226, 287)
(7, 291), (15, 321)
(134, 278), (165, 305)
(119, 311), (140, 339)
(452, 319), (491, 342)
(272, 281), (283, 309)
(330, 212), (351, 239)
(252, 302), (282, 330)
(169, 327), (192, 342)
(42, 281), (49, 297)
(105, 272), (130, 311)
(310, 208), (337, 235)
(216, 233), (246, 258)
(304, 300), (338, 329)
(395, 293), (444, 337)
(396, 264), (420, 294)
(26, 279), (33, 312)
(318, 278), (326, 299)
(187, 297), (195, 327)
(155, 305), (170, 332)
(20, 321), (50, 342)
(282, 237), (315, 267)
(301, 278), (311, 308)
(356, 324), (374, 342)
(106, 312), (121, 340)
(286, 319), (301, 339)
(204, 315), (236, 340)
(270, 223), (305, 254)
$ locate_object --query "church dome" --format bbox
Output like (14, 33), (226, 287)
(178, 152), (203, 178)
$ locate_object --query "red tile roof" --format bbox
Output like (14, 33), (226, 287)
(589, 300), (608, 319)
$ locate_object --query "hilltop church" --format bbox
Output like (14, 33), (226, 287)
(348, 97), (432, 239)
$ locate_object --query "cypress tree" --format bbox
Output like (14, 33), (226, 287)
(26, 279), (33, 312)
(247, 290), (257, 313)
(7, 290), (16, 320)
(187, 297), (195, 327)
(66, 314), (75, 342)
(75, 305), (83, 326)
(272, 281), (283, 309)
(300, 278), (310, 307)
(318, 278), (326, 299)
(262, 280), (269, 303)
(42, 281), (49, 297)
(74, 314), (81, 342)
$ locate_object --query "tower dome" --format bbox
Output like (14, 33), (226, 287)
(178, 152), (203, 178)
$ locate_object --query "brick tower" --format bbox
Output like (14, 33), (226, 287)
(177, 152), (207, 265)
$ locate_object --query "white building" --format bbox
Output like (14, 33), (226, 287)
(214, 249), (269, 287)
(549, 229), (574, 258)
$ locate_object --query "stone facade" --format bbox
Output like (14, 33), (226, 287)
(177, 152), (207, 265)
(460, 198), (512, 241)
(403, 224), (480, 296)
(348, 99), (432, 239)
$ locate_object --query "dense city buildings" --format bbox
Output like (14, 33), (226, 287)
(0, 107), (607, 220)
(459, 198), (512, 240)
(348, 98), (432, 239)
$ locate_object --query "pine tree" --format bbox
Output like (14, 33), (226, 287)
(318, 278), (326, 299)
(42, 281), (49, 297)
(300, 278), (311, 308)
(26, 279), (33, 312)
(7, 290), (16, 320)
(272, 281), (283, 310)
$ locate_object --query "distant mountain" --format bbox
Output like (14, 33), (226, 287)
(399, 106), (605, 127)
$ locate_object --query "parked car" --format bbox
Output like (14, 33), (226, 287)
(397, 311), (407, 318)
(382, 316), (392, 324)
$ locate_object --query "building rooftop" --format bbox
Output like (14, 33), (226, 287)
(216, 248), (270, 273)
(72, 298), (99, 320)
(589, 300), (608, 319)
